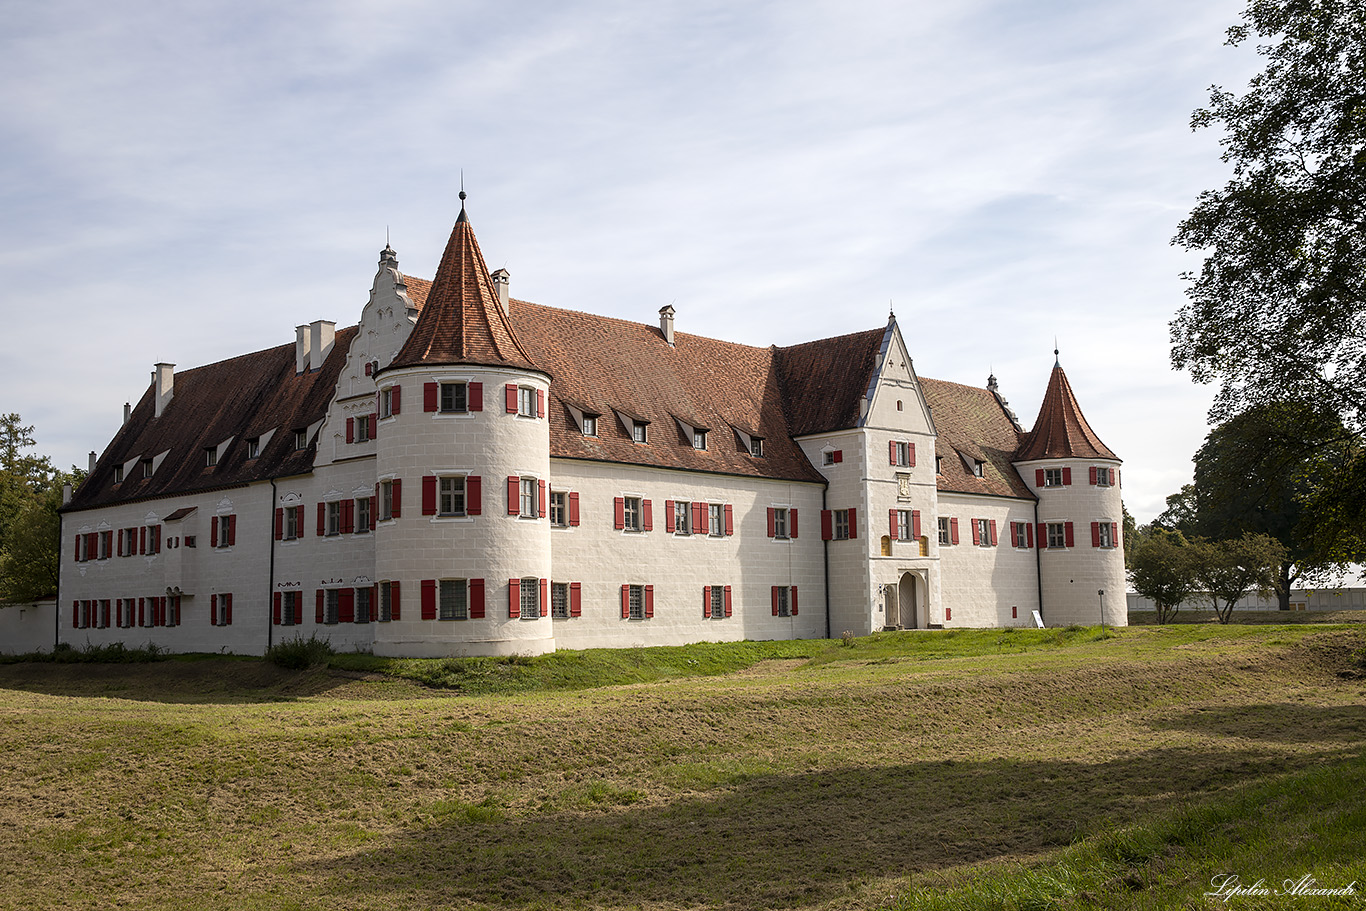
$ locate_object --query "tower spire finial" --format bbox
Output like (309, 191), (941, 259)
(1053, 337), (1060, 368)
(459, 169), (466, 205)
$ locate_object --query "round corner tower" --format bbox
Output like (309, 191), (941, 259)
(1014, 356), (1126, 628)
(372, 201), (555, 657)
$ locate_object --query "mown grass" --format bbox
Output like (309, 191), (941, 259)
(0, 625), (1361, 910)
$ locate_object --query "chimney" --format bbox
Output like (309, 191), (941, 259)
(309, 320), (336, 372)
(62, 483), (72, 506)
(295, 325), (311, 373)
(153, 363), (175, 417)
(123, 402), (131, 425)
(659, 305), (676, 346)
(491, 268), (510, 310)
(88, 451), (97, 472)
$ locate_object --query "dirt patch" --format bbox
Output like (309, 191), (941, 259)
(730, 658), (809, 677)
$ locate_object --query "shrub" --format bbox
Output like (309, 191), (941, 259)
(267, 634), (334, 670)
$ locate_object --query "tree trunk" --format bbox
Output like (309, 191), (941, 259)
(1276, 561), (1293, 611)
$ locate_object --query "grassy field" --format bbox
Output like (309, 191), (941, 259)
(0, 624), (1362, 910)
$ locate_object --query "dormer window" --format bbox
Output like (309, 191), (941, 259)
(935, 456), (943, 475)
(693, 430), (707, 450)
(247, 438), (261, 459)
(113, 465), (124, 484)
(973, 460), (985, 478)
(293, 430), (308, 451)
(583, 415), (598, 437)
(140, 459), (153, 479)
(205, 447), (217, 468)
(632, 421), (648, 444)
(750, 437), (764, 457)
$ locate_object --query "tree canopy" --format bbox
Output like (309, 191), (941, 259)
(0, 415), (69, 604)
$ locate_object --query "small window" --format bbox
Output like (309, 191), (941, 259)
(708, 504), (723, 536)
(324, 589), (340, 624)
(628, 584), (645, 620)
(280, 591), (301, 626)
(773, 507), (789, 539)
(378, 582), (394, 622)
(293, 429), (308, 451)
(205, 447), (217, 467)
(938, 517), (951, 546)
(440, 382), (468, 413)
(750, 437), (764, 457)
(439, 477), (466, 517)
(380, 480), (395, 521)
(582, 415), (598, 437)
(327, 501), (342, 536)
(632, 421), (648, 444)
(693, 430), (707, 450)
(623, 496), (642, 531)
(823, 451), (836, 466)
(247, 438), (261, 459)
(675, 500), (691, 535)
(520, 576), (539, 619)
(380, 387), (398, 419)
(1047, 522), (1067, 549)
(973, 460), (985, 478)
(550, 491), (568, 527)
(1097, 522), (1115, 548)
(709, 585), (726, 619)
(439, 579), (467, 620)
(774, 586), (791, 617)
(1044, 468), (1065, 488)
(834, 509), (851, 540)
(356, 497), (372, 533)
(935, 456), (943, 475)
(141, 459), (153, 478)
(519, 478), (537, 518)
(896, 509), (913, 542)
(355, 587), (372, 623)
(975, 518), (992, 547)
(355, 417), (371, 443)
(113, 465), (124, 484)
(285, 506), (301, 540)
(518, 387), (536, 417)
(551, 582), (570, 619)
(892, 442), (910, 467)
(1095, 467), (1112, 487)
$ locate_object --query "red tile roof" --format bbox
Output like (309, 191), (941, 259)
(1015, 362), (1118, 461)
(921, 378), (1033, 499)
(387, 209), (540, 374)
(775, 328), (885, 436)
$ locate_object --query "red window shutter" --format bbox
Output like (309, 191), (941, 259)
(369, 414), (377, 437)
(821, 510), (833, 540)
(1012, 606), (1018, 619)
(568, 491), (579, 526)
(339, 588), (355, 623)
(507, 476), (520, 515)
(470, 579), (485, 618)
(644, 585), (654, 618)
(346, 417), (354, 443)
(909, 442), (916, 467)
(989, 520), (998, 546)
(421, 580), (436, 620)
(703, 586), (711, 618)
(117, 528), (124, 555)
(391, 479), (402, 517)
(317, 502), (326, 536)
(315, 590), (324, 624)
(154, 526), (161, 553)
(422, 476), (437, 515)
(791, 587), (798, 616)
(467, 476), (482, 515)
(614, 497), (625, 530)
(889, 509), (898, 538)
(791, 509), (798, 538)
(643, 499), (653, 531)
(665, 500), (675, 533)
(620, 584), (629, 619)
(116, 599), (123, 628)
(275, 508), (284, 540)
(538, 479), (546, 518)
(1062, 467), (1072, 486)
(469, 382), (483, 412)
(889, 440), (897, 465)
(950, 517), (960, 545)
(569, 582), (581, 617)
(210, 516), (218, 548)
(273, 593), (282, 626)
(224, 594), (231, 626)
(536, 389), (545, 418)
(74, 534), (81, 562)
(833, 450), (843, 463)
(539, 578), (548, 617)
(424, 382), (438, 412)
(1089, 466), (1098, 485)
(725, 504), (733, 535)
(724, 586), (732, 617)
(228, 515), (237, 546)
(140, 526), (146, 553)
(1036, 468), (1046, 487)
(137, 598), (144, 627)
(971, 519), (981, 546)
(848, 508), (857, 539)
(1091, 522), (1101, 547)
(1113, 522), (1120, 546)
(1027, 523), (1034, 548)
(771, 586), (779, 616)
(946, 607), (952, 622)
(342, 500), (353, 534)
(766, 508), (775, 537)
(1010, 522), (1019, 548)
(912, 510), (921, 539)
(505, 383), (518, 413)
(1037, 522), (1047, 549)
(1064, 522), (1075, 548)
(693, 501), (705, 533)
(391, 385), (401, 414)
(391, 581), (401, 620)
(508, 578), (520, 618)
(364, 362), (372, 376)
(1114, 468), (1119, 486)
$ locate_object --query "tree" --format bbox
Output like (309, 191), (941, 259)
(1188, 533), (1286, 624)
(1129, 530), (1199, 623)
(1171, 0), (1366, 428)
(0, 414), (56, 552)
(1155, 484), (1200, 533)
(1189, 401), (1363, 608)
(0, 474), (76, 603)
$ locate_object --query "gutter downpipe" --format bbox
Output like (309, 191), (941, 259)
(54, 514), (63, 652)
(1034, 497), (1044, 626)
(822, 484), (832, 641)
(267, 479), (277, 652)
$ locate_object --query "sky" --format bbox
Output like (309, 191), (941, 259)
(0, 0), (1263, 522)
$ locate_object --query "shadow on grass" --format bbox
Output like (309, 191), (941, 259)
(0, 658), (372, 704)
(1150, 702), (1366, 744)
(307, 745), (1343, 910)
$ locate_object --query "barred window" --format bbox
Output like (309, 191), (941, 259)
(521, 576), (539, 619)
(439, 579), (467, 621)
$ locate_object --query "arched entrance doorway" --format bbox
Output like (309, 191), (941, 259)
(898, 572), (920, 629)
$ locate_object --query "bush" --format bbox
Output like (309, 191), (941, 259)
(267, 634), (334, 670)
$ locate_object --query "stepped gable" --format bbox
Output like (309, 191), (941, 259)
(386, 207), (541, 374)
(1015, 361), (1117, 461)
(510, 302), (826, 483)
(774, 328), (885, 436)
(921, 378), (1033, 499)
(66, 328), (358, 512)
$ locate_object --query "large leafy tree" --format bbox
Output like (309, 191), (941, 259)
(0, 414), (57, 551)
(1172, 0), (1366, 427)
(1188, 533), (1286, 624)
(0, 415), (66, 604)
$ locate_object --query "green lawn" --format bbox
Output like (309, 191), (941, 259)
(0, 624), (1362, 910)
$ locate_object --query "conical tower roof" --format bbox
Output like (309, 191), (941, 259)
(1016, 359), (1117, 461)
(387, 203), (543, 374)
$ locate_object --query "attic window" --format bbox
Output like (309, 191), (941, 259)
(582, 415), (598, 437)
(140, 459), (153, 479)
(113, 465), (123, 484)
(247, 438), (260, 459)
(935, 456), (942, 475)
(973, 460), (985, 478)
(632, 421), (648, 444)
(693, 430), (707, 451)
(205, 447), (217, 467)
(293, 430), (308, 451)
(750, 437), (764, 457)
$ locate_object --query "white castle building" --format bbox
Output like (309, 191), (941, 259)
(59, 201), (1126, 657)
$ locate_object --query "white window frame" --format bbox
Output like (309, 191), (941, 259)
(708, 504), (723, 536)
(356, 497), (372, 533)
(549, 491), (568, 527)
(518, 386), (536, 418)
(379, 480), (395, 521)
(833, 509), (851, 540)
(282, 591), (300, 626)
(519, 478), (537, 518)
(380, 387), (398, 419)
(293, 429), (308, 451)
(710, 585), (725, 619)
(520, 576), (539, 620)
(675, 500), (691, 535)
(247, 437), (261, 459)
(822, 451), (836, 466)
(326, 501), (342, 536)
(551, 582), (569, 619)
(896, 509), (913, 542)
(750, 438), (764, 457)
(623, 496), (642, 531)
(1097, 522), (1115, 548)
(1044, 468), (1065, 487)
(1047, 522), (1067, 549)
(773, 507), (789, 539)
(1095, 467), (1112, 487)
(975, 518), (992, 547)
(632, 421), (648, 444)
(628, 584), (645, 620)
(440, 382), (468, 414)
(285, 506), (301, 540)
(582, 415), (598, 437)
(439, 579), (468, 621)
(439, 476), (466, 517)
(693, 430), (707, 450)
(892, 441), (910, 467)
(205, 447), (217, 467)
(355, 416), (371, 442)
(938, 517), (951, 546)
